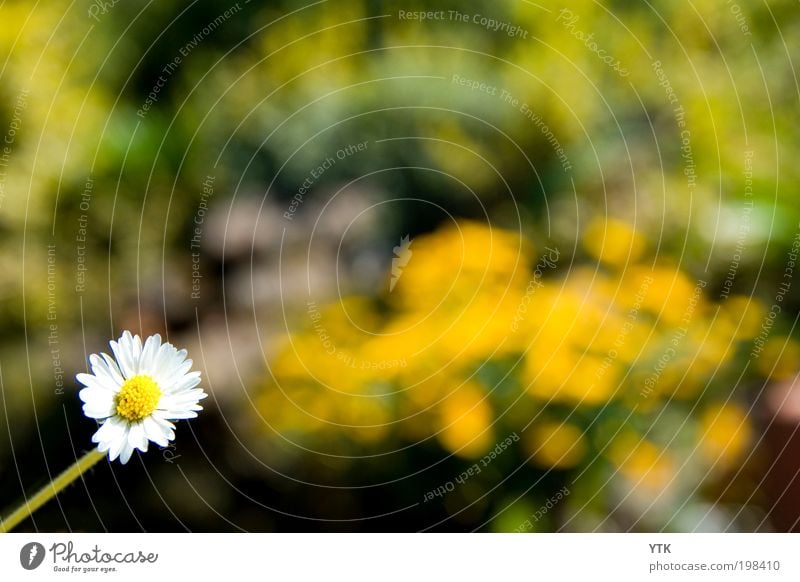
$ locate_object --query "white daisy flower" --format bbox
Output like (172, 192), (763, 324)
(77, 331), (207, 464)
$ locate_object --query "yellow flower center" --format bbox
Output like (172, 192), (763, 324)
(115, 375), (161, 421)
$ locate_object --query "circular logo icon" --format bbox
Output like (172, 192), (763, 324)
(19, 542), (46, 570)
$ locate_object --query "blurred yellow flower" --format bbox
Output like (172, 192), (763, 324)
(755, 336), (800, 380)
(697, 403), (752, 469)
(437, 382), (494, 459)
(583, 217), (645, 267)
(610, 433), (676, 492)
(524, 347), (620, 407)
(719, 296), (767, 341)
(525, 421), (587, 469)
(390, 220), (531, 312)
(623, 265), (704, 327)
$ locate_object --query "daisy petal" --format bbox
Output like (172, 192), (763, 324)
(157, 358), (193, 390)
(159, 389), (206, 409)
(161, 409), (199, 420)
(139, 334), (162, 376)
(91, 415), (126, 445)
(99, 353), (125, 386)
(151, 343), (178, 381)
(107, 423), (130, 462)
(88, 353), (124, 388)
(163, 372), (202, 394)
(110, 340), (135, 379)
(76, 373), (117, 393)
(143, 416), (170, 447)
(82, 396), (116, 419)
(118, 441), (134, 464)
(128, 422), (148, 452)
(151, 410), (177, 428)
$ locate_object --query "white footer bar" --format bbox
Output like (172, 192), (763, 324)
(1, 533), (797, 581)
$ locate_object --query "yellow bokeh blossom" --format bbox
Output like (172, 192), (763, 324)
(525, 421), (587, 469)
(610, 432), (676, 492)
(583, 217), (646, 267)
(437, 381), (494, 459)
(755, 336), (800, 380)
(697, 403), (752, 469)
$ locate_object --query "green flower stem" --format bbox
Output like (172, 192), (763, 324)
(0, 447), (105, 533)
